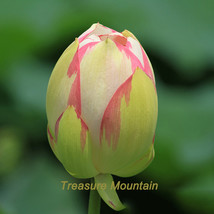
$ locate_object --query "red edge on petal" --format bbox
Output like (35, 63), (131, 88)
(115, 42), (143, 74)
(78, 42), (99, 62)
(80, 119), (88, 151)
(48, 126), (55, 148)
(104, 27), (117, 33)
(99, 23), (117, 33)
(99, 34), (127, 46)
(115, 39), (156, 89)
(109, 201), (116, 209)
(67, 42), (81, 117)
(53, 107), (89, 151)
(67, 71), (81, 117)
(78, 31), (91, 43)
(100, 74), (133, 150)
(66, 40), (98, 150)
(67, 41), (99, 117)
(53, 39), (97, 151)
(152, 133), (155, 145)
(55, 111), (64, 142)
(140, 46), (156, 86)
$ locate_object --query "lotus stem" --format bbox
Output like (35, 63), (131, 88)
(88, 178), (101, 214)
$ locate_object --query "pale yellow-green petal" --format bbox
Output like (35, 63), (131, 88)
(115, 144), (155, 177)
(92, 68), (158, 176)
(55, 106), (98, 178)
(95, 174), (125, 211)
(80, 38), (132, 143)
(46, 39), (78, 136)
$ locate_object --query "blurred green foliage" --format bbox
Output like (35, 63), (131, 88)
(0, 128), (24, 176)
(0, 0), (214, 214)
(0, 155), (87, 214)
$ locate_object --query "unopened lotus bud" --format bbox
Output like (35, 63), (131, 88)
(46, 23), (158, 210)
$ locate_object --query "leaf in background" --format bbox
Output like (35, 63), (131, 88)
(1, 58), (51, 140)
(175, 171), (214, 214)
(5, 58), (51, 112)
(0, 155), (87, 214)
(0, 127), (25, 177)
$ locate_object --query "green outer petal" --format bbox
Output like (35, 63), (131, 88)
(115, 144), (155, 177)
(93, 68), (158, 176)
(94, 174), (125, 211)
(55, 106), (98, 178)
(47, 126), (56, 155)
(46, 39), (78, 137)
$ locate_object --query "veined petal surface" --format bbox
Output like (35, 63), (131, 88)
(55, 106), (98, 178)
(80, 38), (133, 143)
(92, 68), (157, 175)
(46, 39), (79, 138)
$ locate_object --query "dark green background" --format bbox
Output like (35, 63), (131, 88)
(0, 0), (214, 213)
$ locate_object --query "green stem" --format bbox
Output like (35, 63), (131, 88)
(88, 178), (101, 214)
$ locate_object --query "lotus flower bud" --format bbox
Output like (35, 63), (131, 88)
(46, 23), (158, 210)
